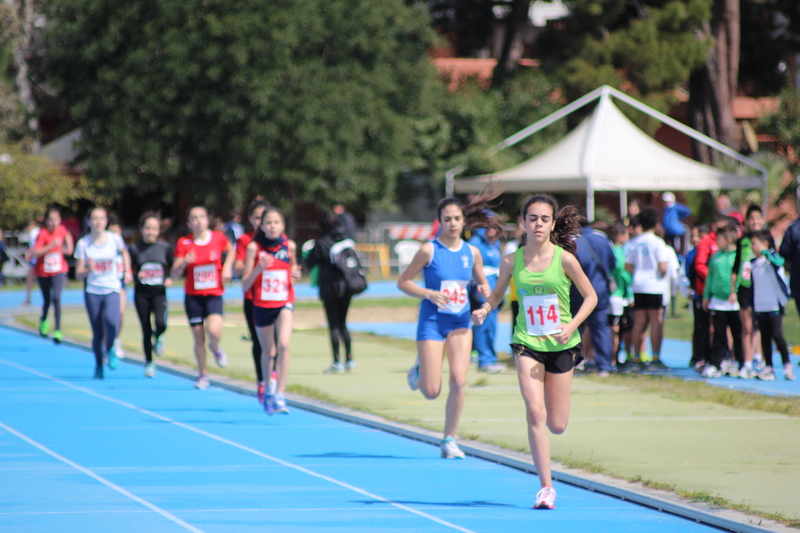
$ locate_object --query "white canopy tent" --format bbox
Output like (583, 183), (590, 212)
(450, 85), (768, 220)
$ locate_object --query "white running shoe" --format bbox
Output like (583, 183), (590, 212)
(701, 365), (722, 378)
(738, 366), (756, 379)
(274, 396), (290, 414)
(269, 371), (277, 394)
(345, 360), (356, 373)
(720, 359), (737, 377)
(784, 364), (796, 381)
(534, 486), (557, 509)
(477, 363), (506, 374)
(154, 335), (165, 357)
(195, 374), (210, 390)
(323, 363), (345, 374)
(143, 363), (156, 378)
(440, 437), (465, 459)
(407, 359), (420, 391)
(210, 346), (228, 368)
(114, 338), (125, 359)
(757, 367), (776, 381)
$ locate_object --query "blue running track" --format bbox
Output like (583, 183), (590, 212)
(0, 326), (739, 533)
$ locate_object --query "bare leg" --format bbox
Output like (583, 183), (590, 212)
(257, 324), (275, 390)
(631, 309), (649, 359)
(647, 308), (664, 355)
(740, 307), (754, 365)
(274, 309), (293, 394)
(205, 313), (223, 353)
(417, 340), (446, 400)
(24, 267), (35, 304)
(443, 328), (471, 438)
(191, 324), (207, 375)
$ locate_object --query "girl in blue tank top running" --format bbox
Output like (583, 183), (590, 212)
(472, 195), (597, 510)
(398, 190), (505, 460)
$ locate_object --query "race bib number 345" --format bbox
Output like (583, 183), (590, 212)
(438, 280), (468, 315)
(523, 293), (561, 336)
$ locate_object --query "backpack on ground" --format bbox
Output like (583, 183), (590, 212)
(329, 238), (367, 297)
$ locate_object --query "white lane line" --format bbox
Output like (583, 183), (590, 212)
(0, 420), (206, 533)
(0, 358), (476, 533)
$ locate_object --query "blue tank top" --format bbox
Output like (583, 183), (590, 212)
(420, 239), (474, 321)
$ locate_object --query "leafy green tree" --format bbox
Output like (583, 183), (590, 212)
(539, 0), (711, 134)
(0, 143), (88, 228)
(42, 0), (439, 215)
(759, 87), (800, 205)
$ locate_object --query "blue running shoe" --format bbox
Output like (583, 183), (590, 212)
(107, 346), (119, 370)
(263, 393), (276, 416)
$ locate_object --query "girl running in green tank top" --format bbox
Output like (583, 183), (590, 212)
(471, 194), (597, 510)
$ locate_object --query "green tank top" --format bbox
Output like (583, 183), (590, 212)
(512, 245), (581, 352)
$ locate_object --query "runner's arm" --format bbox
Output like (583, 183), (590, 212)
(240, 242), (261, 293)
(221, 240), (236, 283)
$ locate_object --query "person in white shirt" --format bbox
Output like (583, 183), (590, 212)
(625, 207), (670, 371)
(74, 207), (132, 379)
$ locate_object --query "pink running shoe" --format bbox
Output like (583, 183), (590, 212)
(534, 486), (556, 509)
(210, 345), (228, 368)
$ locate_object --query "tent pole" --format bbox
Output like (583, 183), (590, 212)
(587, 181), (595, 222)
(620, 190), (628, 220)
(445, 164), (465, 198)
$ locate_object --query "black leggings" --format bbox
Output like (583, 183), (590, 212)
(134, 290), (167, 363)
(757, 311), (790, 368)
(710, 310), (743, 369)
(323, 295), (352, 363)
(38, 273), (66, 330)
(244, 298), (264, 382)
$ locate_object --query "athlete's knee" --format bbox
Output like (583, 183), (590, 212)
(526, 404), (548, 428)
(448, 373), (467, 394)
(420, 382), (441, 400)
(547, 417), (569, 435)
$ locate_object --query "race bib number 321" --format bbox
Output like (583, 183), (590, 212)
(523, 293), (561, 336)
(261, 270), (289, 301)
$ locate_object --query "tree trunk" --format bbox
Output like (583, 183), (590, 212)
(687, 0), (740, 165)
(492, 0), (531, 88)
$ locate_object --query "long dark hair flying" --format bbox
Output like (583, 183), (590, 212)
(520, 194), (582, 254)
(437, 185), (506, 238)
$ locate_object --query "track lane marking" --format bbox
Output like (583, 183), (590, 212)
(0, 420), (206, 533)
(0, 357), (476, 533)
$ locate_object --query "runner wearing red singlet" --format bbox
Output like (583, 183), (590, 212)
(234, 199), (273, 402)
(242, 207), (301, 415)
(170, 206), (236, 390)
(25, 206), (74, 344)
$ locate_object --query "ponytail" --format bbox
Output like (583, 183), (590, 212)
(520, 194), (582, 254)
(437, 184), (506, 238)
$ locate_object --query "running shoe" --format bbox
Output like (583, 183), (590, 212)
(738, 366), (757, 379)
(257, 381), (266, 405)
(720, 359), (737, 377)
(39, 318), (50, 337)
(107, 346), (120, 370)
(93, 366), (104, 380)
(694, 359), (706, 373)
(407, 360), (420, 391)
(700, 365), (722, 378)
(534, 486), (557, 509)
(195, 374), (210, 390)
(210, 346), (228, 368)
(53, 330), (63, 345)
(269, 370), (277, 394)
(263, 393), (276, 416)
(143, 363), (156, 378)
(274, 396), (290, 414)
(477, 363), (506, 374)
(154, 335), (164, 357)
(753, 356), (765, 372)
(440, 437), (465, 459)
(757, 367), (775, 381)
(345, 360), (357, 373)
(649, 359), (669, 372)
(323, 362), (345, 374)
(784, 364), (796, 381)
(114, 338), (125, 359)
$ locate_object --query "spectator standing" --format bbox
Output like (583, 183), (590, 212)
(570, 219), (616, 376)
(606, 223), (633, 366)
(686, 223), (709, 368)
(304, 210), (355, 373)
(333, 202), (357, 241)
(661, 192), (692, 254)
(223, 212), (244, 247)
(778, 212), (800, 322)
(701, 226), (744, 378)
(750, 230), (793, 381)
(731, 205), (766, 377)
(625, 207), (670, 371)
(469, 227), (505, 373)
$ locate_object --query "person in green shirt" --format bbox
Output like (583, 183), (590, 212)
(472, 194), (597, 510)
(701, 225), (743, 378)
(731, 204), (766, 377)
(606, 223), (634, 367)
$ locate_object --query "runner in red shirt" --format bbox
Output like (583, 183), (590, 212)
(24, 206), (74, 344)
(234, 198), (271, 402)
(170, 206), (236, 390)
(242, 207), (300, 415)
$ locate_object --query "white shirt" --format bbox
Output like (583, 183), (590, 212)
(626, 232), (670, 295)
(661, 244), (680, 306)
(751, 257), (789, 313)
(74, 232), (125, 295)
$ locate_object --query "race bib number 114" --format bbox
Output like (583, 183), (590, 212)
(523, 293), (561, 336)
